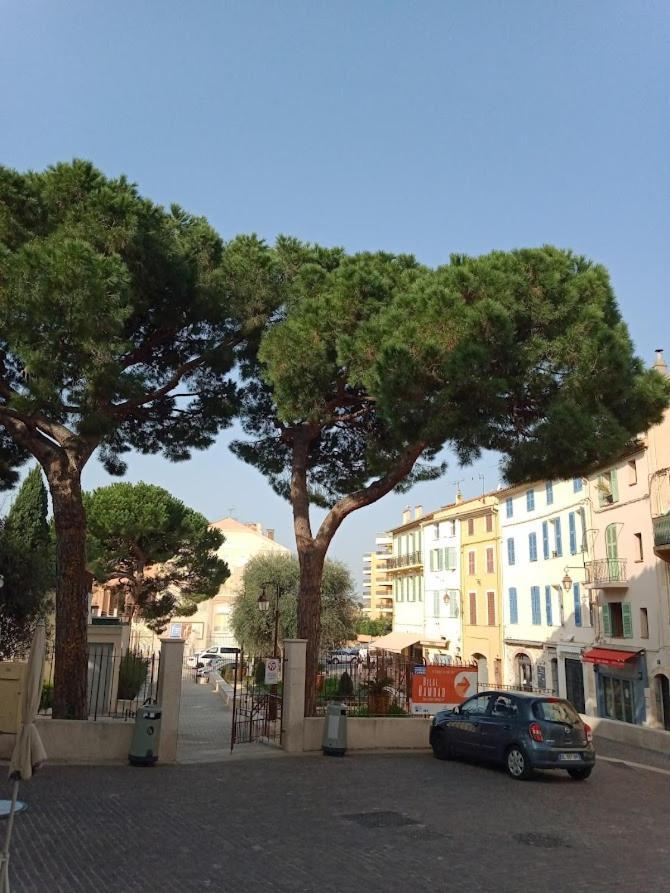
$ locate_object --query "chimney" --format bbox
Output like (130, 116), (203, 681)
(402, 506), (411, 524)
(414, 505), (423, 520)
(653, 349), (669, 378)
(266, 528), (275, 541)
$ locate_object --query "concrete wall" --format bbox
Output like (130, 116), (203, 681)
(303, 716), (432, 752)
(582, 713), (670, 756)
(0, 719), (133, 764)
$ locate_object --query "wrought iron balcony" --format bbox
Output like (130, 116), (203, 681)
(585, 558), (628, 589)
(653, 515), (670, 557)
(387, 551), (423, 570)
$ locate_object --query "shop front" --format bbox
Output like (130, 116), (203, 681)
(582, 647), (647, 725)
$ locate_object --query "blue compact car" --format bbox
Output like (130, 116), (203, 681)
(429, 690), (596, 780)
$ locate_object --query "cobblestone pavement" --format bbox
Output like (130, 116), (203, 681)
(3, 743), (670, 892)
(177, 677), (286, 763)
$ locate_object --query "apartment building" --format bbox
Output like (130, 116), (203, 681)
(361, 535), (393, 620)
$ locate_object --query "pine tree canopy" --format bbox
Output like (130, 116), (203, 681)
(84, 482), (229, 633)
(233, 243), (670, 503)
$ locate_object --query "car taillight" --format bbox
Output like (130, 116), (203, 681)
(529, 722), (544, 742)
(584, 723), (593, 744)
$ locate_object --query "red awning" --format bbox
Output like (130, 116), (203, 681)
(581, 648), (640, 668)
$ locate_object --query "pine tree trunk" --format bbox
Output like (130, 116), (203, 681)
(296, 544), (326, 717)
(47, 461), (89, 720)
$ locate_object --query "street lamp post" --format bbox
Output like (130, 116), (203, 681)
(257, 581), (283, 720)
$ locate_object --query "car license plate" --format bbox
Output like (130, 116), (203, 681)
(558, 753), (581, 761)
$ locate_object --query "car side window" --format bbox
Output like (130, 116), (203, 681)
(460, 695), (492, 716)
(491, 696), (517, 718)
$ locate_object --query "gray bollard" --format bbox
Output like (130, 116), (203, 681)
(322, 702), (347, 756)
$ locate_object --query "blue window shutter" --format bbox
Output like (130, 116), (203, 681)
(546, 481), (554, 505)
(529, 532), (537, 562)
(573, 477), (583, 492)
(578, 508), (587, 553)
(542, 521), (550, 560)
(554, 518), (563, 557)
(527, 489), (535, 511)
(545, 585), (553, 626)
(573, 583), (582, 627)
(507, 538), (515, 566)
(569, 512), (577, 555)
(531, 586), (541, 625)
(509, 587), (518, 624)
(506, 497), (514, 518)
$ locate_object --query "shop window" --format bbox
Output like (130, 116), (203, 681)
(602, 675), (635, 724)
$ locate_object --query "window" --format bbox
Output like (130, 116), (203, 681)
(573, 477), (583, 492)
(568, 512), (577, 555)
(542, 521), (550, 560)
(485, 513), (493, 533)
(634, 532), (643, 562)
(444, 546), (457, 570)
(598, 469), (619, 507)
(528, 532), (538, 562)
(526, 489), (535, 511)
(602, 675), (635, 724)
(573, 583), (582, 627)
(469, 591), (477, 625)
(467, 518), (475, 536)
(505, 497), (514, 518)
(486, 547), (494, 574)
(640, 607), (649, 639)
(553, 518), (563, 558)
(578, 507), (588, 553)
(516, 653), (533, 691)
(433, 589), (440, 618)
(417, 576), (423, 602)
(628, 459), (637, 486)
(460, 694), (491, 716)
(507, 537), (516, 566)
(508, 587), (518, 624)
(532, 700), (580, 724)
(433, 522), (440, 539)
(468, 551), (476, 575)
(487, 591), (496, 626)
(531, 586), (541, 625)
(546, 481), (554, 505)
(545, 585), (553, 626)
(436, 549), (444, 571)
(492, 695), (517, 717)
(444, 590), (459, 618)
(395, 579), (402, 602)
(603, 602), (632, 639)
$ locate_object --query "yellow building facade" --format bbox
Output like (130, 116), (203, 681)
(458, 495), (504, 686)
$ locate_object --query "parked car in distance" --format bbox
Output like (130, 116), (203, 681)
(187, 645), (239, 669)
(429, 690), (595, 781)
(325, 648), (363, 665)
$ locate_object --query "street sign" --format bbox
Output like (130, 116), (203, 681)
(265, 657), (281, 685)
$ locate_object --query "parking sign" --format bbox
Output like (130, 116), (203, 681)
(265, 657), (281, 685)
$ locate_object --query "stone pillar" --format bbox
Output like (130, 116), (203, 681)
(282, 639), (306, 753)
(158, 638), (185, 763)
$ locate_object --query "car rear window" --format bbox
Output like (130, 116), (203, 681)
(532, 699), (581, 725)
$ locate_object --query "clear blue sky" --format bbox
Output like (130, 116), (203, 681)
(1, 1), (668, 587)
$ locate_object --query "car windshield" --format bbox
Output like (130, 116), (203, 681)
(533, 699), (581, 725)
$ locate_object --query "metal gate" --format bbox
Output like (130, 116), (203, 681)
(230, 649), (283, 752)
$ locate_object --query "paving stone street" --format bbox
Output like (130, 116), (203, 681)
(3, 681), (670, 893)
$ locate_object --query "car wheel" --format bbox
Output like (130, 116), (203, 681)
(431, 732), (452, 761)
(332, 657), (339, 665)
(567, 767), (592, 781)
(505, 745), (533, 780)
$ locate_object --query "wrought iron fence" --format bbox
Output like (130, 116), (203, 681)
(313, 650), (420, 717)
(231, 651), (282, 749)
(585, 558), (628, 586)
(386, 551), (422, 570)
(39, 645), (160, 721)
(477, 682), (551, 695)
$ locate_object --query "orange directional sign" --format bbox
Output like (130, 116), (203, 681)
(411, 665), (478, 715)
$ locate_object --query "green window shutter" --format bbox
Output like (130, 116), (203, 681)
(610, 469), (619, 503)
(447, 546), (456, 569)
(430, 550), (435, 572)
(602, 604), (612, 637)
(622, 602), (633, 638)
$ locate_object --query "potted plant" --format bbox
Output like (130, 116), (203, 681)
(364, 675), (393, 715)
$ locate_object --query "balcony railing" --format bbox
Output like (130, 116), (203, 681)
(387, 551), (423, 570)
(653, 514), (670, 550)
(585, 558), (628, 587)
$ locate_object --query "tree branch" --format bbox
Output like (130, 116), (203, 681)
(314, 441), (427, 551)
